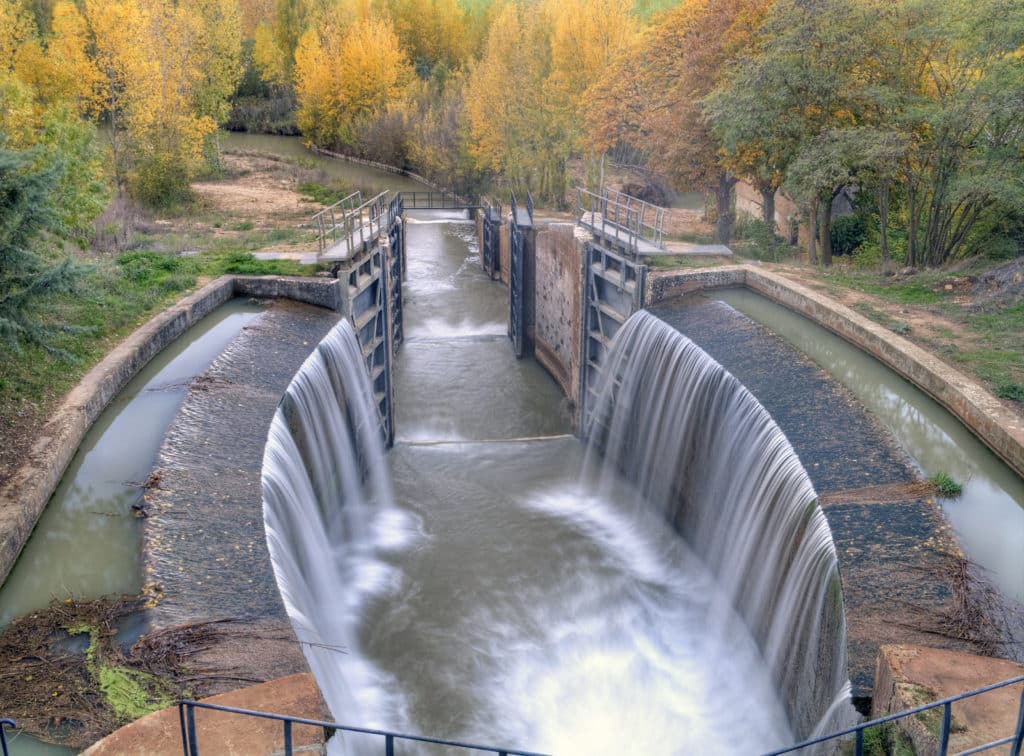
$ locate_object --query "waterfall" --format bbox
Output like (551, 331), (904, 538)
(261, 319), (415, 751)
(586, 310), (856, 742)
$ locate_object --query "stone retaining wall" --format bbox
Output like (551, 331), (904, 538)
(646, 265), (1024, 480)
(0, 275), (341, 586)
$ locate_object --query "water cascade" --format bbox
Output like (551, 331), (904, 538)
(261, 319), (416, 749)
(260, 221), (853, 753)
(587, 310), (855, 740)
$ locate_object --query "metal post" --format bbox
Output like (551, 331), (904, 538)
(938, 702), (952, 755)
(1, 718), (15, 756)
(1011, 686), (1024, 756)
(186, 704), (199, 756)
(178, 704), (190, 756)
(283, 720), (292, 755)
(854, 728), (863, 756)
(386, 734), (395, 756)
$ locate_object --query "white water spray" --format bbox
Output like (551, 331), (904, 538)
(587, 310), (856, 740)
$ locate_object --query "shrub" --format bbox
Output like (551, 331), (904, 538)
(732, 217), (791, 262)
(130, 155), (193, 210)
(930, 471), (963, 497)
(830, 214), (867, 256)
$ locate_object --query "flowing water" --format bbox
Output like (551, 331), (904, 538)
(262, 214), (856, 754)
(219, 132), (427, 196)
(714, 288), (1024, 609)
(0, 300), (265, 627)
(0, 299), (264, 756)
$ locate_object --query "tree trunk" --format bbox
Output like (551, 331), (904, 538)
(820, 194), (834, 267)
(807, 200), (819, 265)
(760, 183), (776, 231)
(907, 182), (919, 268)
(715, 174), (736, 244)
(879, 182), (891, 274)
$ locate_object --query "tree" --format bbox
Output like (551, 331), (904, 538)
(465, 1), (567, 204)
(704, 0), (875, 263)
(86, 0), (242, 206)
(585, 0), (773, 242)
(889, 0), (1024, 266)
(294, 14), (412, 150)
(0, 136), (84, 355)
(383, 0), (469, 77)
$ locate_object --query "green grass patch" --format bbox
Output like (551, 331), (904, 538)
(0, 247), (315, 440)
(852, 302), (913, 335)
(856, 721), (915, 756)
(299, 180), (356, 206)
(822, 269), (946, 305)
(931, 471), (963, 497)
(646, 255), (732, 270)
(996, 381), (1024, 401)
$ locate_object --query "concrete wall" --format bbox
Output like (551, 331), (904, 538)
(533, 223), (583, 405)
(646, 265), (1024, 480)
(0, 275), (342, 587)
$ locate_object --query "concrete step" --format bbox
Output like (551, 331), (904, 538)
(83, 673), (325, 756)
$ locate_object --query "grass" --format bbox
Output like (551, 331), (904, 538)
(646, 254), (733, 269)
(930, 471), (963, 497)
(299, 179), (357, 206)
(996, 381), (1024, 401)
(0, 247), (316, 444)
(856, 721), (916, 756)
(819, 264), (1024, 396)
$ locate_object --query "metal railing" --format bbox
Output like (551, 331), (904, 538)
(577, 186), (667, 253)
(1, 718), (13, 756)
(399, 191), (479, 210)
(178, 701), (549, 756)
(763, 674), (1024, 756)
(312, 191), (390, 256)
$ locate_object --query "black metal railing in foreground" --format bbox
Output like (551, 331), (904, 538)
(1, 718), (14, 756)
(763, 674), (1024, 756)
(178, 701), (550, 756)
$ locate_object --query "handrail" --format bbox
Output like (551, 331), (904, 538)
(178, 700), (549, 756)
(577, 186), (667, 253)
(1, 718), (14, 756)
(399, 191), (478, 210)
(762, 674), (1024, 756)
(312, 191), (389, 257)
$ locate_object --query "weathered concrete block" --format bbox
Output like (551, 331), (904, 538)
(873, 644), (1024, 754)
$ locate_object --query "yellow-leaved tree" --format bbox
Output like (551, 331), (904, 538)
(294, 14), (412, 149)
(86, 0), (241, 206)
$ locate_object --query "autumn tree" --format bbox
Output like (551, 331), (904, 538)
(465, 2), (565, 203)
(86, 0), (241, 206)
(383, 0), (469, 77)
(293, 14), (412, 151)
(1, 1), (107, 239)
(585, 0), (773, 242)
(880, 0), (1024, 266)
(704, 0), (875, 263)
